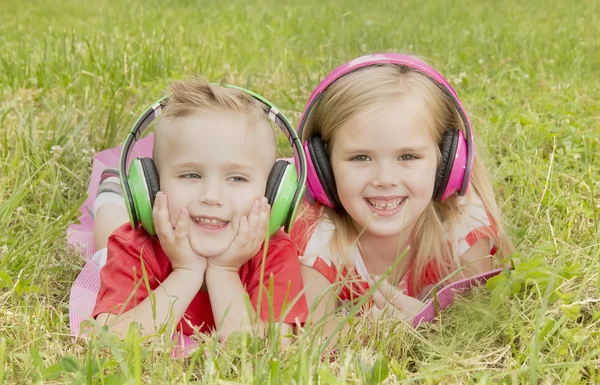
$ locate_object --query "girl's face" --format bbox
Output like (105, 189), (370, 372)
(329, 98), (439, 240)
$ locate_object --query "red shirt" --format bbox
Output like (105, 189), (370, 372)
(93, 223), (308, 336)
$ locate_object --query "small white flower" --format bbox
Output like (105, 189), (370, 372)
(478, 59), (485, 64)
(0, 245), (8, 256)
(81, 148), (88, 155)
(51, 145), (63, 158)
(573, 154), (581, 160)
(459, 72), (467, 78)
(523, 73), (530, 79)
(16, 207), (25, 214)
(60, 182), (68, 192)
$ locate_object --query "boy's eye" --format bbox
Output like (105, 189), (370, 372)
(350, 155), (371, 162)
(182, 173), (201, 179)
(228, 176), (248, 183)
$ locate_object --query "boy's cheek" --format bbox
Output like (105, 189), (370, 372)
(237, 191), (263, 215)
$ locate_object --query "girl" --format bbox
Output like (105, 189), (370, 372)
(291, 53), (514, 329)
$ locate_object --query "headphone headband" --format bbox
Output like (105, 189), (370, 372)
(120, 84), (307, 229)
(297, 53), (474, 196)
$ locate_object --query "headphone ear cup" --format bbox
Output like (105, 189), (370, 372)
(128, 157), (160, 235)
(265, 160), (298, 235)
(307, 137), (340, 207)
(265, 160), (287, 206)
(140, 158), (160, 206)
(433, 128), (459, 201)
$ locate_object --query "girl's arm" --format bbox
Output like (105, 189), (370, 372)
(371, 241), (496, 319)
(415, 238), (495, 301)
(300, 265), (338, 347)
(447, 238), (494, 283)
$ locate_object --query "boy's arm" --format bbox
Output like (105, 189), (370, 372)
(205, 266), (274, 341)
(95, 192), (207, 338)
(204, 197), (276, 341)
(96, 268), (204, 338)
(206, 238), (310, 343)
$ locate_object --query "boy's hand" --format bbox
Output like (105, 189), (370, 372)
(153, 191), (207, 274)
(207, 197), (270, 272)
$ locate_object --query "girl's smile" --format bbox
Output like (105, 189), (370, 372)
(365, 196), (407, 217)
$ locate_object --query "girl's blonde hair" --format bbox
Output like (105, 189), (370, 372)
(301, 62), (514, 290)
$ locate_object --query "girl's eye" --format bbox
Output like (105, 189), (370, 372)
(182, 173), (201, 179)
(228, 176), (248, 183)
(399, 154), (417, 161)
(350, 155), (371, 162)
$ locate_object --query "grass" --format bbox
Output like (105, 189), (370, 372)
(1, 0), (599, 383)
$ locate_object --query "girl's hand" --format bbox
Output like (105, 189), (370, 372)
(371, 276), (425, 320)
(153, 192), (207, 274)
(207, 197), (270, 272)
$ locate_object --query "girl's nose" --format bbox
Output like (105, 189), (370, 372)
(372, 162), (399, 189)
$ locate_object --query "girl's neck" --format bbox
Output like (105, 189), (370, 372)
(357, 230), (414, 284)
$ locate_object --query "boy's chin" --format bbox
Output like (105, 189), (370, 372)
(190, 239), (234, 259)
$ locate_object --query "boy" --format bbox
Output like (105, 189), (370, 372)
(92, 77), (308, 341)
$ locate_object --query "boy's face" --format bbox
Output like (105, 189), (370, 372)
(155, 110), (275, 258)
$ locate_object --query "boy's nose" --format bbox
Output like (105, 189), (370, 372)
(200, 180), (223, 206)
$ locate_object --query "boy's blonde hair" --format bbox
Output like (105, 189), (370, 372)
(301, 63), (514, 290)
(153, 76), (272, 164)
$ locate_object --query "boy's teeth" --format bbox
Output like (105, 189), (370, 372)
(193, 217), (226, 225)
(366, 198), (404, 210)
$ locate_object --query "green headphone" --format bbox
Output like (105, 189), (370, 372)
(119, 84), (307, 238)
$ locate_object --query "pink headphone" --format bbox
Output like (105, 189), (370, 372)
(296, 53), (475, 208)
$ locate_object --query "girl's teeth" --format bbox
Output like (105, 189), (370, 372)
(366, 198), (404, 210)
